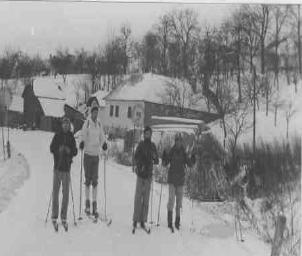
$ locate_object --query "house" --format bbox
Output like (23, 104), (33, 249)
(22, 78), (66, 132)
(102, 73), (220, 133)
(8, 95), (24, 128)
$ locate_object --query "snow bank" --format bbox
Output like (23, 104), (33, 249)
(0, 145), (30, 214)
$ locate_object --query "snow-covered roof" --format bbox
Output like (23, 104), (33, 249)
(152, 115), (203, 124)
(105, 73), (207, 110)
(38, 98), (65, 117)
(33, 77), (65, 100)
(9, 95), (23, 112)
(91, 90), (110, 107)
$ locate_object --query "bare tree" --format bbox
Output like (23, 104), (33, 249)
(161, 78), (201, 111)
(283, 99), (297, 139)
(271, 90), (285, 127)
(167, 8), (199, 79)
(226, 102), (251, 158)
(155, 14), (170, 75)
(269, 5), (290, 90)
(120, 23), (132, 74)
(50, 48), (73, 83)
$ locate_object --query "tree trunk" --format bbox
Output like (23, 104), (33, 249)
(266, 91), (269, 116)
(274, 106), (278, 127)
(253, 66), (256, 157)
(261, 40), (265, 75)
(271, 215), (286, 256)
(222, 117), (227, 150)
(286, 118), (289, 139)
(274, 14), (279, 89)
(298, 5), (301, 75)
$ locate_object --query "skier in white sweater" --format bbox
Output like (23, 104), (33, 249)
(79, 106), (107, 218)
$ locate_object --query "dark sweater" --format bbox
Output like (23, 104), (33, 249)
(134, 139), (159, 179)
(50, 131), (78, 172)
(163, 145), (194, 186)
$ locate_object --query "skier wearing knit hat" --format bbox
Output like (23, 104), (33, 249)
(50, 116), (78, 231)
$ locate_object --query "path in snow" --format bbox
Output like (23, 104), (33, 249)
(0, 130), (270, 256)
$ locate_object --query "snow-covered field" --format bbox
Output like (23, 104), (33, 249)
(0, 130), (270, 256)
(209, 81), (302, 146)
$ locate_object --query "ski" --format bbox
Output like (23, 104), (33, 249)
(142, 226), (151, 234)
(132, 226), (151, 234)
(169, 226), (175, 233)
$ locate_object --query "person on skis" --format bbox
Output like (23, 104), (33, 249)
(50, 116), (78, 230)
(162, 133), (196, 230)
(79, 106), (108, 218)
(132, 126), (159, 230)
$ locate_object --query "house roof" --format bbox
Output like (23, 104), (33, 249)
(38, 97), (65, 117)
(33, 77), (66, 100)
(105, 73), (207, 111)
(90, 90), (110, 107)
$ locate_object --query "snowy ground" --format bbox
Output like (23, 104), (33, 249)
(0, 130), (270, 256)
(0, 144), (29, 214)
(209, 81), (302, 146)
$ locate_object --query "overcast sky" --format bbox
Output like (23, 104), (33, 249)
(0, 1), (238, 57)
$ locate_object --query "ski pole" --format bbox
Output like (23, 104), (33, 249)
(156, 181), (163, 226)
(78, 150), (83, 220)
(104, 155), (107, 220)
(149, 177), (154, 225)
(45, 191), (52, 224)
(69, 175), (77, 226)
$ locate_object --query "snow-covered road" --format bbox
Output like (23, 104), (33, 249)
(0, 130), (270, 256)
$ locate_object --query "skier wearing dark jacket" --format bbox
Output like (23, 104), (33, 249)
(162, 133), (195, 230)
(132, 126), (159, 229)
(50, 116), (77, 229)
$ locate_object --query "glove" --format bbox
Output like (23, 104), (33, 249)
(102, 142), (108, 151)
(79, 141), (84, 150)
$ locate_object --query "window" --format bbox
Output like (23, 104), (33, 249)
(109, 105), (114, 117)
(127, 106), (132, 118)
(115, 105), (119, 117)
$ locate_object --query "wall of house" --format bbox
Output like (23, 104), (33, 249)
(144, 102), (221, 126)
(100, 100), (145, 131)
(22, 85), (43, 129)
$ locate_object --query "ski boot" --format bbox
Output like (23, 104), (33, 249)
(92, 201), (99, 219)
(52, 219), (59, 232)
(168, 211), (174, 233)
(85, 200), (90, 215)
(62, 220), (68, 232)
(175, 216), (180, 230)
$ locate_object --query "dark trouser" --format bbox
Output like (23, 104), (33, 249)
(83, 154), (99, 187)
(133, 176), (151, 223)
(51, 169), (70, 221)
(167, 184), (184, 217)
